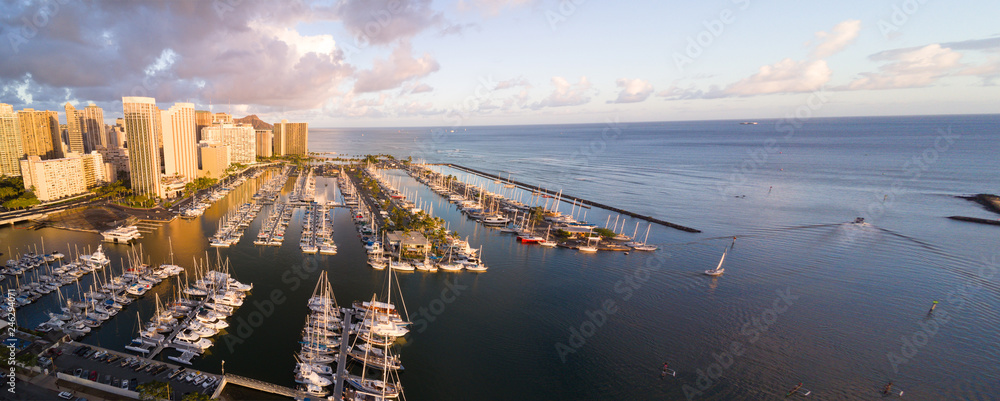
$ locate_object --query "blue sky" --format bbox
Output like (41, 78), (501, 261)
(0, 0), (997, 127)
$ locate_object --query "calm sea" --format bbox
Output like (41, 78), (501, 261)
(4, 114), (998, 400)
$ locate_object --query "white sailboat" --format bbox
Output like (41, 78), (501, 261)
(704, 239), (735, 276)
(629, 223), (658, 251)
(578, 229), (598, 253)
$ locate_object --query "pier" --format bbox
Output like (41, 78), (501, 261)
(148, 296), (209, 359)
(223, 373), (306, 399)
(333, 308), (354, 398)
(439, 163), (701, 233)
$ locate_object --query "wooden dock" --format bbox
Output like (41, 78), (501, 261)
(333, 308), (354, 398)
(224, 373), (305, 398)
(148, 297), (207, 359)
(434, 163), (701, 233)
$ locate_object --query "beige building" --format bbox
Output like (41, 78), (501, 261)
(63, 103), (85, 154)
(201, 123), (255, 165)
(255, 129), (273, 158)
(198, 142), (230, 179)
(161, 103), (198, 182)
(19, 155), (87, 202)
(213, 112), (233, 124)
(97, 147), (129, 174)
(17, 108), (61, 159)
(109, 125), (126, 148)
(122, 96), (163, 198)
(77, 151), (106, 188)
(0, 104), (23, 177)
(273, 120), (308, 156)
(195, 110), (212, 141)
(81, 104), (106, 151)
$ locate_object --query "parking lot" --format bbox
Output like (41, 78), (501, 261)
(52, 343), (220, 400)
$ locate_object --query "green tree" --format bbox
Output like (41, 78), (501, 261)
(137, 380), (172, 401)
(594, 228), (616, 238)
(181, 392), (212, 401)
(14, 353), (37, 368)
(0, 186), (19, 200)
(3, 193), (39, 210)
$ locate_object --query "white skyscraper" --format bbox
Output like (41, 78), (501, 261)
(161, 102), (198, 181)
(122, 96), (162, 198)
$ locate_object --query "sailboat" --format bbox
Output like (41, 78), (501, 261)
(578, 229), (598, 253)
(539, 226), (557, 247)
(629, 223), (658, 251)
(704, 239), (735, 276)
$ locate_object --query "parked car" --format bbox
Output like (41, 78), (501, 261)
(73, 368), (82, 377)
(121, 379), (129, 389)
(88, 371), (98, 381)
(57, 391), (73, 399)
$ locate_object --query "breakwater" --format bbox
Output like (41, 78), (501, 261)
(438, 163), (701, 233)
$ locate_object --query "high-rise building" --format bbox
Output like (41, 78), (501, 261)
(17, 108), (60, 159)
(273, 120), (308, 156)
(122, 96), (163, 198)
(197, 142), (230, 179)
(201, 123), (255, 165)
(109, 125), (126, 148)
(96, 146), (129, 180)
(212, 112), (233, 124)
(161, 103), (198, 181)
(68, 151), (106, 188)
(63, 103), (85, 154)
(195, 110), (212, 141)
(19, 155), (87, 202)
(255, 129), (273, 158)
(81, 104), (106, 151)
(0, 104), (23, 177)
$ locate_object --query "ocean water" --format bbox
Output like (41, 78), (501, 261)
(3, 114), (998, 400)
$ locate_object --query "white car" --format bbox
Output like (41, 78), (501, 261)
(58, 391), (73, 399)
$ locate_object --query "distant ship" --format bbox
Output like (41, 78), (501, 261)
(739, 121), (758, 125)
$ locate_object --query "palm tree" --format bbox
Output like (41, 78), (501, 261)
(137, 380), (172, 401)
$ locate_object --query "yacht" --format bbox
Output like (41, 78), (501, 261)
(101, 225), (142, 243)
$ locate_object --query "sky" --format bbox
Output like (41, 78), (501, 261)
(1, 0), (998, 127)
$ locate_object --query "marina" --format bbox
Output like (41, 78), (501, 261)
(4, 115), (999, 401)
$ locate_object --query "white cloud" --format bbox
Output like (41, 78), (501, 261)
(495, 77), (531, 90)
(810, 19), (861, 59)
(610, 78), (653, 103)
(458, 0), (536, 16)
(334, 0), (443, 45)
(353, 41), (440, 93)
(846, 44), (963, 90)
(409, 83), (434, 94)
(530, 76), (592, 109)
(724, 59), (831, 96)
(249, 21), (337, 56)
